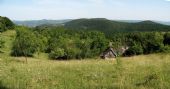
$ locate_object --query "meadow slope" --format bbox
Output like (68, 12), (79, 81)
(0, 54), (170, 89)
(0, 30), (170, 89)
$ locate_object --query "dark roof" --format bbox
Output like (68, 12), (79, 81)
(100, 47), (117, 57)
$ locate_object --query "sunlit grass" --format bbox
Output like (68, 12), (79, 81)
(0, 54), (170, 89)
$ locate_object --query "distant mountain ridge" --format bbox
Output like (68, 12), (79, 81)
(13, 19), (72, 27)
(156, 21), (170, 25)
(13, 18), (170, 35)
(116, 20), (170, 25)
(119, 20), (170, 25)
(13, 19), (170, 27)
(64, 18), (170, 35)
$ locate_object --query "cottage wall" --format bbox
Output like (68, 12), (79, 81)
(100, 48), (117, 59)
(105, 51), (116, 58)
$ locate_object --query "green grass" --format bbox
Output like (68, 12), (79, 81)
(0, 30), (170, 89)
(0, 30), (16, 58)
(0, 54), (170, 89)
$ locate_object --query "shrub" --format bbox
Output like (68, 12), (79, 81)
(123, 44), (143, 56)
(160, 45), (170, 53)
(11, 27), (39, 57)
(163, 32), (170, 45)
(49, 48), (65, 59)
(0, 16), (14, 32)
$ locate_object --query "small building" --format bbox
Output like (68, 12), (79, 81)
(100, 47), (117, 59)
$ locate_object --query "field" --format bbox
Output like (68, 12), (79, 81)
(0, 54), (170, 89)
(0, 30), (170, 89)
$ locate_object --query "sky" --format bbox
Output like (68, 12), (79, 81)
(0, 0), (170, 21)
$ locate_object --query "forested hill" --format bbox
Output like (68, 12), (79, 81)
(0, 16), (14, 32)
(65, 18), (170, 34)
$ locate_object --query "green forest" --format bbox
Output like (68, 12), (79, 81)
(1, 16), (170, 60)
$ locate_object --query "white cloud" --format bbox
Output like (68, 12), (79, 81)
(165, 0), (170, 1)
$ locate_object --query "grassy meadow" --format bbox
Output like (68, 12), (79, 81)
(0, 30), (170, 89)
(0, 54), (170, 89)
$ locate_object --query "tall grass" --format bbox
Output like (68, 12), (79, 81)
(0, 54), (170, 89)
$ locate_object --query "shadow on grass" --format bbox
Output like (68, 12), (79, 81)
(136, 73), (158, 87)
(0, 81), (8, 89)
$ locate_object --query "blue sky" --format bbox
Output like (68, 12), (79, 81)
(0, 0), (170, 21)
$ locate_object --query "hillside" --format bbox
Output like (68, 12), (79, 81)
(65, 18), (170, 35)
(0, 16), (14, 32)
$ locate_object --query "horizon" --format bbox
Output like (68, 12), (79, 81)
(11, 18), (170, 22)
(1, 0), (170, 21)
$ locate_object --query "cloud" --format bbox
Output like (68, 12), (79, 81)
(165, 0), (170, 1)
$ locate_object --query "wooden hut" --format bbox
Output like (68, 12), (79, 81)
(100, 47), (117, 59)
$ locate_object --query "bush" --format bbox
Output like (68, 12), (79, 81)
(123, 44), (143, 56)
(39, 27), (109, 60)
(163, 32), (170, 45)
(0, 23), (5, 32)
(49, 48), (65, 59)
(144, 32), (164, 54)
(3, 17), (14, 29)
(11, 27), (39, 57)
(160, 45), (170, 53)
(0, 16), (14, 32)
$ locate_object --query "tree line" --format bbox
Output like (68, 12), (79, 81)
(10, 25), (170, 60)
(111, 32), (170, 56)
(11, 26), (109, 60)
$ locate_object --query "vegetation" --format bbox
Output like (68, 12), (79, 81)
(65, 18), (170, 36)
(164, 32), (170, 45)
(1, 16), (170, 59)
(122, 32), (165, 56)
(0, 35), (5, 53)
(0, 54), (170, 89)
(11, 26), (39, 57)
(1, 16), (170, 89)
(0, 16), (14, 32)
(10, 26), (170, 59)
(35, 26), (109, 59)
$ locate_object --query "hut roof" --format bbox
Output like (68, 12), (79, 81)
(100, 47), (117, 58)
